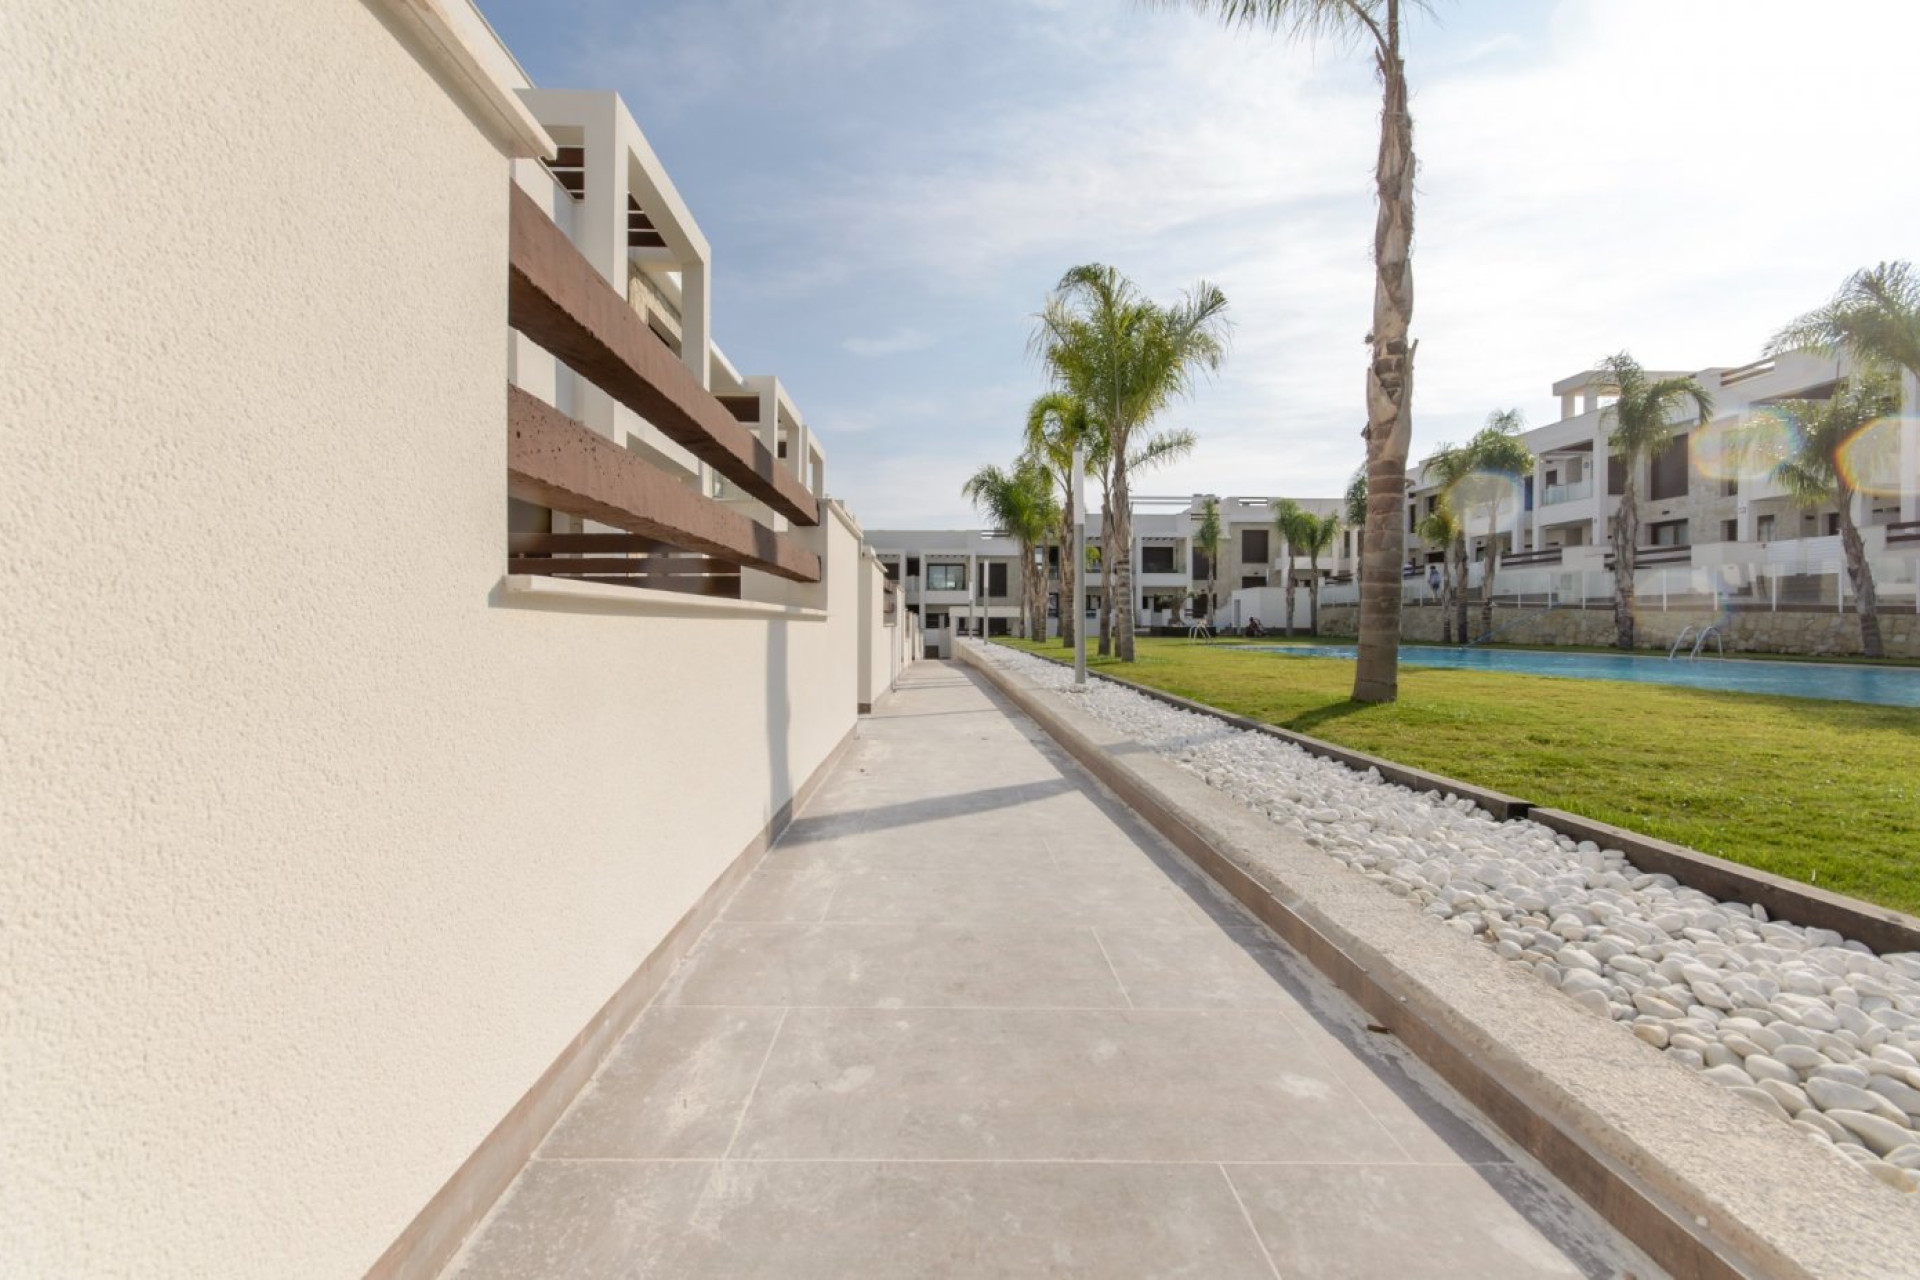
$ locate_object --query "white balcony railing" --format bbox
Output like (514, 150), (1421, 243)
(1542, 478), (1594, 506)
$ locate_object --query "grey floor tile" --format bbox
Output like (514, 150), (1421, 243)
(540, 1007), (784, 1158)
(1279, 1006), (1508, 1165)
(819, 862), (1207, 927)
(660, 922), (1128, 1009)
(452, 1160), (1278, 1279)
(1225, 1164), (1599, 1279)
(1095, 924), (1314, 1012)
(731, 1007), (1408, 1163)
(717, 864), (841, 922)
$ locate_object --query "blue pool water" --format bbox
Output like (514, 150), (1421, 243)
(1230, 644), (1920, 708)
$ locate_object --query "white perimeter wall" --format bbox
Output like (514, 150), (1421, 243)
(0, 4), (871, 1275)
(1225, 586), (1315, 633)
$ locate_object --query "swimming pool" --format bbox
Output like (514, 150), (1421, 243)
(1229, 644), (1920, 708)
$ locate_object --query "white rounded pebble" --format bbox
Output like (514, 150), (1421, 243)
(1829, 1110), (1916, 1157)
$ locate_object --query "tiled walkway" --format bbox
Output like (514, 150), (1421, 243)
(448, 662), (1648, 1278)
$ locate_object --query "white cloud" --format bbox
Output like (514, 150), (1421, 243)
(538, 0), (1920, 526)
(841, 328), (936, 357)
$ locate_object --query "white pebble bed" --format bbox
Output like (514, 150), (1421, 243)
(973, 642), (1920, 1192)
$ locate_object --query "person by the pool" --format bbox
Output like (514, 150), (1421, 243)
(1427, 563), (1441, 600)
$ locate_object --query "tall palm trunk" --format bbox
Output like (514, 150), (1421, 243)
(1353, 21), (1418, 703)
(1612, 480), (1639, 649)
(1057, 496), (1076, 647)
(1113, 464), (1136, 660)
(1836, 487), (1884, 658)
(1452, 532), (1469, 646)
(1282, 556), (1297, 637)
(1479, 510), (1499, 641)
(1438, 551), (1453, 644)
(1098, 493), (1114, 657)
(1307, 551), (1322, 636)
(1027, 542), (1045, 641)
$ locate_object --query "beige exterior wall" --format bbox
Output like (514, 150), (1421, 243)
(1, 4), (868, 1276)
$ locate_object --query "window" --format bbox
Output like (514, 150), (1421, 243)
(1827, 512), (1841, 536)
(1192, 550), (1212, 580)
(925, 612), (948, 630)
(1240, 573), (1267, 588)
(987, 563), (1009, 598)
(987, 617), (1011, 636)
(1047, 592), (1059, 617)
(1649, 518), (1689, 547)
(926, 563), (966, 591)
(906, 556), (921, 576)
(1757, 514), (1776, 541)
(1141, 545), (1175, 573)
(1650, 434), (1690, 501)
(1241, 528), (1269, 563)
(1722, 519), (1738, 542)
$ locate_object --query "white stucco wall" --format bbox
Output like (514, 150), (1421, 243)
(1, 4), (860, 1276)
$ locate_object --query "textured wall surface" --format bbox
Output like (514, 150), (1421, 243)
(0, 4), (859, 1275)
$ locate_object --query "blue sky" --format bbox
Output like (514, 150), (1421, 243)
(479, 0), (1920, 528)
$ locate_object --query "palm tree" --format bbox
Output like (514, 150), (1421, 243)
(1032, 264), (1228, 662)
(1596, 353), (1713, 650)
(1194, 496), (1224, 625)
(1300, 511), (1341, 635)
(1025, 391), (1094, 648)
(1085, 426), (1198, 654)
(1767, 261), (1920, 535)
(1420, 442), (1474, 646)
(1274, 499), (1315, 637)
(1167, 0), (1427, 702)
(961, 458), (1059, 641)
(1770, 376), (1903, 658)
(1342, 464), (1368, 563)
(1464, 410), (1532, 641)
(1768, 261), (1920, 381)
(1415, 505), (1460, 643)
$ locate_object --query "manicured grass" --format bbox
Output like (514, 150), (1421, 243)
(998, 636), (1920, 916)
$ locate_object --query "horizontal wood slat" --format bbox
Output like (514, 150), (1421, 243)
(506, 385), (820, 583)
(506, 557), (739, 580)
(510, 533), (679, 555)
(507, 185), (818, 525)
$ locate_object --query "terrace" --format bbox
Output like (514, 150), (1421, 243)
(445, 662), (1647, 1279)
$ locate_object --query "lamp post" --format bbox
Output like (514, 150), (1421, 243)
(1071, 442), (1087, 689)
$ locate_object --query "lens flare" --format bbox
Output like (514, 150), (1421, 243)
(1691, 410), (1801, 484)
(1835, 415), (1916, 499)
(1453, 470), (1527, 528)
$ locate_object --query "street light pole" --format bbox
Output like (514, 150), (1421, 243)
(1071, 442), (1087, 689)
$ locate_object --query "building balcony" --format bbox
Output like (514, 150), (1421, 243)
(1541, 478), (1594, 506)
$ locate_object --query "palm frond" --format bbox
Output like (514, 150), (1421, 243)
(1766, 261), (1920, 377)
(1129, 427), (1197, 473)
(1154, 0), (1414, 53)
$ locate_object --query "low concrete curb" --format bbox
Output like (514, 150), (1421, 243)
(958, 645), (1920, 1280)
(1012, 651), (1920, 955)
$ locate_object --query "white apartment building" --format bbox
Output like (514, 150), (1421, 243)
(869, 493), (1354, 653)
(1386, 352), (1920, 617)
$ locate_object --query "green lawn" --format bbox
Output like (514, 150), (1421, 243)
(997, 636), (1920, 916)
